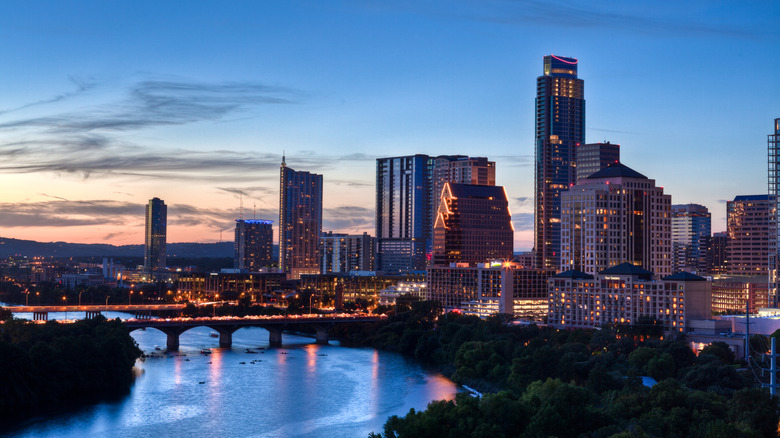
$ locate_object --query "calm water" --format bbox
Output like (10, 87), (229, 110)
(5, 319), (457, 437)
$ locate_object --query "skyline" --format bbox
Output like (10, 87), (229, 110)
(0, 1), (779, 250)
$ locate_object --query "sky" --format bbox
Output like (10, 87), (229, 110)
(0, 1), (778, 251)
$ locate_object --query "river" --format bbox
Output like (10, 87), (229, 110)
(4, 313), (457, 437)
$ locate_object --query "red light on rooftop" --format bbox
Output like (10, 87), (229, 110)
(551, 55), (578, 65)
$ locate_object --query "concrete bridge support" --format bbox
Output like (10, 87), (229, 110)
(312, 324), (330, 345)
(33, 311), (48, 321)
(262, 326), (283, 347)
(208, 326), (240, 348)
(158, 327), (188, 351)
(85, 310), (102, 319)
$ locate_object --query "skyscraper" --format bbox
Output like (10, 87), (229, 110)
(234, 219), (273, 271)
(376, 155), (432, 273)
(432, 183), (513, 266)
(671, 204), (711, 274)
(279, 156), (323, 280)
(560, 162), (672, 277)
(576, 141), (619, 182)
(320, 231), (376, 274)
(768, 118), (780, 304)
(144, 197), (167, 278)
(535, 55), (585, 270)
(726, 195), (776, 278)
(431, 156), (495, 239)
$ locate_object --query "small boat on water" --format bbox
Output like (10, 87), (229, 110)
(210, 332), (219, 338)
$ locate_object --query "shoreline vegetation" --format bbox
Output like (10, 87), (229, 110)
(0, 316), (142, 429)
(334, 301), (780, 438)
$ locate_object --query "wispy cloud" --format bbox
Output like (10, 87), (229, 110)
(323, 205), (374, 233)
(512, 212), (534, 232)
(0, 77), (302, 181)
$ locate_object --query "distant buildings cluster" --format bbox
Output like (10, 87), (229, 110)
(130, 56), (780, 335)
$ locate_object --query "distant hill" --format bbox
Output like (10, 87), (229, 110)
(0, 237), (239, 258)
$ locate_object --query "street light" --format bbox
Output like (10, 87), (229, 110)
(24, 289), (29, 306)
(105, 296), (110, 311)
(78, 291), (83, 306)
(36, 292), (40, 305)
(309, 294), (314, 315)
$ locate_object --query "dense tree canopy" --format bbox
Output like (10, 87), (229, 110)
(352, 302), (780, 437)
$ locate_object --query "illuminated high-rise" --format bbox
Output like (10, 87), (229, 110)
(235, 219), (273, 271)
(768, 118), (780, 305)
(432, 183), (513, 266)
(279, 156), (323, 279)
(671, 204), (711, 275)
(534, 55), (585, 270)
(144, 197), (167, 278)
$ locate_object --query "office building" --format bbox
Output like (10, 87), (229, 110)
(279, 156), (323, 280)
(432, 183), (513, 266)
(767, 118), (780, 304)
(431, 156), (495, 236)
(560, 162), (673, 277)
(671, 204), (711, 275)
(576, 141), (620, 182)
(726, 195), (776, 278)
(234, 219), (273, 271)
(376, 155), (432, 273)
(710, 232), (728, 275)
(321, 232), (376, 274)
(548, 264), (711, 332)
(144, 197), (167, 277)
(535, 54), (585, 270)
(427, 262), (554, 320)
(711, 277), (769, 314)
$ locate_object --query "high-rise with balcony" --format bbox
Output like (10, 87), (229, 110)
(279, 156), (323, 279)
(144, 197), (167, 278)
(235, 219), (273, 271)
(560, 162), (672, 277)
(534, 55), (585, 270)
(671, 204), (711, 275)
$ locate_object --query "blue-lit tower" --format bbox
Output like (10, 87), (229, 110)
(534, 55), (585, 270)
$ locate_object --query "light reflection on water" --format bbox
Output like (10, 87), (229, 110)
(5, 325), (457, 438)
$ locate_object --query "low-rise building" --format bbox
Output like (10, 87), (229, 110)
(548, 263), (711, 332)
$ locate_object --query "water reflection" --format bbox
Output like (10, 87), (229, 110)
(6, 326), (457, 438)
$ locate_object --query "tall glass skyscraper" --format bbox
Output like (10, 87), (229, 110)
(671, 204), (711, 275)
(767, 118), (780, 305)
(279, 156), (323, 279)
(144, 197), (167, 278)
(534, 55), (585, 270)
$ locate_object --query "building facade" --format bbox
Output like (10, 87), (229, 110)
(671, 204), (711, 275)
(535, 54), (585, 270)
(279, 157), (323, 279)
(548, 265), (711, 332)
(711, 277), (769, 314)
(710, 232), (728, 275)
(376, 155), (432, 274)
(320, 231), (376, 274)
(432, 183), (513, 266)
(431, 156), (495, 239)
(576, 141), (620, 182)
(560, 162), (673, 278)
(144, 197), (167, 278)
(234, 219), (274, 271)
(767, 118), (780, 305)
(427, 263), (554, 320)
(726, 195), (776, 278)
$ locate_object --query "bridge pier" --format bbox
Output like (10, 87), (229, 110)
(312, 324), (330, 345)
(134, 311), (152, 320)
(158, 327), (188, 351)
(266, 327), (283, 347)
(208, 326), (240, 348)
(85, 310), (102, 319)
(33, 311), (48, 321)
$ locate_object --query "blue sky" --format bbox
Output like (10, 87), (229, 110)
(0, 1), (778, 249)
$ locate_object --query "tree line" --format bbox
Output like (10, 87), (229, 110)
(0, 316), (142, 429)
(334, 301), (779, 437)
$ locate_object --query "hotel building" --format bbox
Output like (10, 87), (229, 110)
(234, 219), (274, 271)
(560, 162), (672, 277)
(548, 264), (711, 332)
(279, 156), (323, 279)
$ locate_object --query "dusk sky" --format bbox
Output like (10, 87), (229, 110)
(1, 1), (778, 251)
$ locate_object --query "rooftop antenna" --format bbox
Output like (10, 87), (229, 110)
(239, 193), (244, 220)
(253, 202), (257, 219)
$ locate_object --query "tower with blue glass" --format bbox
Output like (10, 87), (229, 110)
(534, 55), (585, 270)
